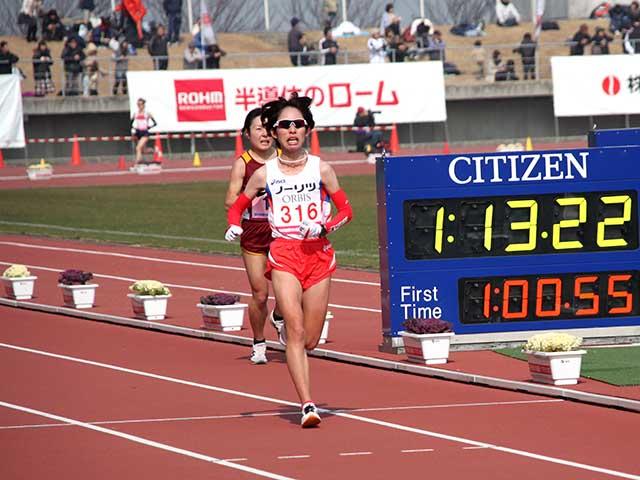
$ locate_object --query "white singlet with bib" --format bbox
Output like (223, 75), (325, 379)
(265, 155), (331, 240)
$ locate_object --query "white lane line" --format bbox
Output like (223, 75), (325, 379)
(0, 240), (380, 286)
(277, 455), (311, 460)
(339, 452), (372, 457)
(2, 342), (639, 480)
(223, 458), (248, 462)
(401, 449), (434, 453)
(0, 401), (295, 480)
(0, 399), (562, 431)
(463, 446), (490, 450)
(0, 262), (380, 313)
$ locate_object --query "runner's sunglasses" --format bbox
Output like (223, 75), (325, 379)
(275, 119), (308, 129)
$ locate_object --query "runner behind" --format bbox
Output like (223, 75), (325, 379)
(130, 98), (157, 165)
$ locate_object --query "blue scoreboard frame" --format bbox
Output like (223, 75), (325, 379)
(376, 130), (640, 350)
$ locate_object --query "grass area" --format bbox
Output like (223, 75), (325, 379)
(496, 347), (640, 386)
(0, 176), (379, 269)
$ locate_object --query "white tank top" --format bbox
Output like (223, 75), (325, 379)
(266, 155), (331, 240)
(132, 111), (151, 131)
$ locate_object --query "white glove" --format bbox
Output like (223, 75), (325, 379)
(225, 225), (243, 242)
(299, 220), (323, 239)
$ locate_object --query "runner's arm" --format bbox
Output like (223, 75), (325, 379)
(224, 157), (247, 211)
(227, 165), (266, 227)
(319, 160), (353, 235)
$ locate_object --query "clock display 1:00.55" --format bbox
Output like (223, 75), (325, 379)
(459, 271), (639, 324)
(404, 190), (638, 259)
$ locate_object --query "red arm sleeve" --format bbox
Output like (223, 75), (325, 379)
(324, 189), (353, 235)
(227, 193), (252, 227)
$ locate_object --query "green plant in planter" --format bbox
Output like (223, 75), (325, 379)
(524, 332), (582, 352)
(402, 318), (453, 334)
(129, 280), (171, 296)
(3, 264), (31, 278)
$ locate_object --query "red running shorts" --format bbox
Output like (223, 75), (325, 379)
(266, 238), (336, 290)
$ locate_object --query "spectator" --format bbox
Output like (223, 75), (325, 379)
(83, 42), (105, 96)
(353, 107), (382, 153)
(367, 31), (386, 63)
(42, 9), (65, 41)
(495, 59), (518, 81)
(163, 0), (183, 44)
(91, 17), (116, 47)
(624, 20), (640, 54)
(61, 37), (85, 95)
(385, 27), (407, 62)
(78, 0), (95, 23)
(323, 0), (338, 28)
(183, 41), (203, 69)
(609, 4), (631, 35)
(592, 27), (614, 54)
(19, 0), (42, 42)
(205, 44), (226, 69)
(512, 32), (536, 80)
(288, 17), (304, 66)
(112, 39), (129, 95)
(32, 40), (54, 96)
(380, 3), (401, 35)
(471, 40), (485, 80)
(320, 27), (339, 65)
(486, 49), (501, 82)
(298, 33), (316, 66)
(570, 24), (591, 55)
(427, 29), (446, 61)
(0, 41), (20, 75)
(148, 25), (169, 70)
(631, 1), (640, 24)
(496, 0), (520, 27)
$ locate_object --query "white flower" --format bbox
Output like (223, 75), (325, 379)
(524, 332), (582, 352)
(3, 264), (31, 278)
(129, 280), (171, 296)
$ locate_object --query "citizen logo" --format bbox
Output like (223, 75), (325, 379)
(448, 151), (589, 185)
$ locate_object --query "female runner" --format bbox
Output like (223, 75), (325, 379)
(130, 98), (157, 164)
(225, 108), (284, 364)
(225, 95), (353, 427)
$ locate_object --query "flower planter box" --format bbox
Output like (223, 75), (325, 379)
(128, 293), (171, 320)
(526, 350), (587, 386)
(130, 163), (162, 175)
(59, 284), (98, 309)
(318, 311), (334, 344)
(198, 303), (247, 331)
(2, 276), (38, 300)
(399, 331), (455, 365)
(27, 167), (53, 180)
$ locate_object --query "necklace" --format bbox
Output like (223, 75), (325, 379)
(278, 153), (307, 167)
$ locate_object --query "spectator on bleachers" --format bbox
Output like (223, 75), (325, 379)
(91, 17), (117, 47)
(385, 27), (408, 62)
(42, 9), (65, 41)
(148, 25), (169, 70)
(512, 32), (536, 80)
(609, 3), (631, 35)
(19, 0), (43, 42)
(427, 30), (446, 61)
(486, 49), (501, 82)
(380, 3), (401, 35)
(630, 1), (640, 23)
(183, 41), (203, 69)
(288, 17), (304, 66)
(496, 0), (520, 27)
(163, 0), (182, 44)
(591, 27), (614, 54)
(298, 33), (315, 66)
(205, 44), (226, 69)
(112, 39), (129, 95)
(32, 40), (54, 96)
(471, 40), (485, 80)
(320, 27), (339, 65)
(624, 19), (640, 53)
(495, 59), (518, 81)
(323, 0), (338, 28)
(570, 24), (591, 55)
(367, 31), (386, 63)
(78, 0), (95, 23)
(83, 42), (105, 96)
(0, 41), (20, 75)
(61, 37), (85, 95)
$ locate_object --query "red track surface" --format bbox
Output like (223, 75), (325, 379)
(2, 307), (640, 480)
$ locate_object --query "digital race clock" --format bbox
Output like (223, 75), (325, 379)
(376, 131), (640, 350)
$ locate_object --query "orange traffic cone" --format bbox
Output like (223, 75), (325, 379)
(310, 129), (320, 155)
(443, 142), (450, 154)
(389, 124), (399, 153)
(153, 134), (163, 163)
(235, 130), (244, 157)
(117, 155), (127, 170)
(0, 149), (4, 169)
(70, 134), (82, 166)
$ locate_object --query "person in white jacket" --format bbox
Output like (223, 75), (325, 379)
(367, 31), (387, 63)
(496, 0), (520, 27)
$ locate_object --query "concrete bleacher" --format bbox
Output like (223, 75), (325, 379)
(1, 17), (616, 97)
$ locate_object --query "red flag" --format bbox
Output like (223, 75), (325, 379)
(122, 0), (147, 39)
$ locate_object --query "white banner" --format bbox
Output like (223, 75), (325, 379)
(0, 75), (25, 148)
(127, 62), (446, 132)
(552, 55), (640, 117)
